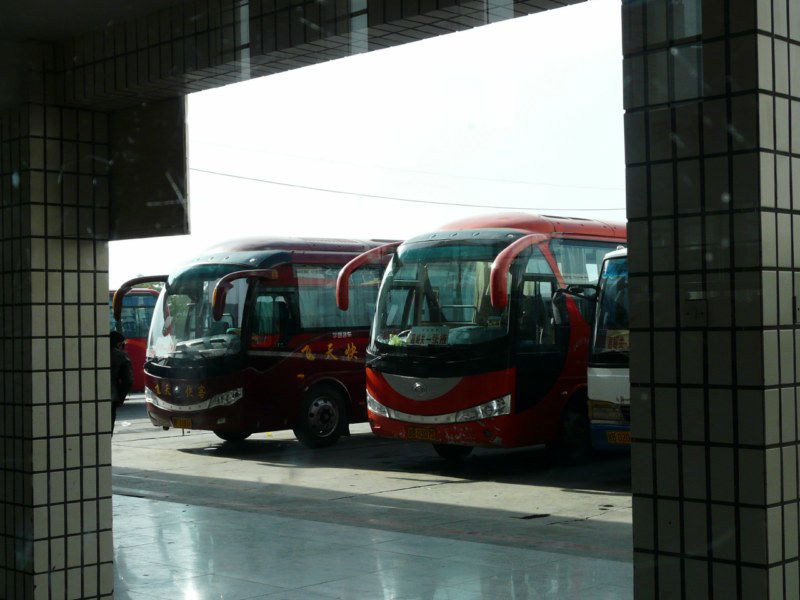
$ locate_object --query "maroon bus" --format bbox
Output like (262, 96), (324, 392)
(336, 214), (626, 460)
(114, 238), (388, 447)
(109, 288), (159, 392)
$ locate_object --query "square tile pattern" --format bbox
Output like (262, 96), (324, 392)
(624, 0), (800, 597)
(0, 105), (113, 599)
(44, 0), (586, 112)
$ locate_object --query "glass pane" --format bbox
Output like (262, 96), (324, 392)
(148, 264), (247, 360)
(518, 278), (558, 349)
(591, 256), (629, 362)
(295, 265), (379, 330)
(250, 293), (293, 348)
(109, 293), (157, 339)
(373, 242), (511, 347)
(550, 239), (621, 285)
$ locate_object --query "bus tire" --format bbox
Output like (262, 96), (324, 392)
(293, 385), (346, 449)
(432, 443), (473, 461)
(549, 400), (592, 463)
(213, 430), (252, 443)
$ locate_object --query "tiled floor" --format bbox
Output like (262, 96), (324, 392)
(114, 495), (632, 599)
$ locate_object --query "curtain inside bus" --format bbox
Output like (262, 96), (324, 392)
(294, 265), (381, 330)
(549, 239), (621, 284)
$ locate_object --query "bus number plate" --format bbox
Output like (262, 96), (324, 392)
(606, 430), (631, 445)
(172, 417), (192, 429)
(406, 426), (438, 442)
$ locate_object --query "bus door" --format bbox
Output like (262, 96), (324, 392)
(246, 285), (299, 421)
(514, 252), (568, 412)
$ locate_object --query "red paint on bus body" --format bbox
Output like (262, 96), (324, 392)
(115, 237), (393, 445)
(145, 331), (373, 434)
(357, 213), (626, 450)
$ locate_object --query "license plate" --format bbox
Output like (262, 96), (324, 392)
(407, 426), (438, 442)
(606, 430), (631, 445)
(172, 417), (192, 429)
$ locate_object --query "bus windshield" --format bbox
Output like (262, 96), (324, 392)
(148, 264), (249, 361)
(590, 255), (629, 364)
(372, 241), (514, 350)
(110, 293), (157, 339)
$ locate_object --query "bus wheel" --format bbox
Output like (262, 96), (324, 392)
(213, 430), (252, 443)
(432, 443), (473, 461)
(294, 386), (345, 448)
(550, 406), (592, 463)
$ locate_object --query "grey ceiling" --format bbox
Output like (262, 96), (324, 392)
(1, 0), (178, 42)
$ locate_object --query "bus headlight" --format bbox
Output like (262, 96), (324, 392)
(366, 391), (390, 418)
(455, 395), (511, 423)
(208, 388), (243, 408)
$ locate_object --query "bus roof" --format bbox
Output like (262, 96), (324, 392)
(604, 247), (628, 260)
(205, 237), (387, 253)
(435, 212), (626, 239)
(184, 238), (389, 270)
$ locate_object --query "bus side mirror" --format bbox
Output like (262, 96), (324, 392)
(557, 284), (598, 302)
(211, 269), (278, 321)
(489, 233), (548, 308)
(113, 275), (169, 321)
(555, 284), (598, 325)
(336, 241), (400, 311)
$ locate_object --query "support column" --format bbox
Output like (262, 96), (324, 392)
(625, 0), (800, 598)
(0, 103), (113, 598)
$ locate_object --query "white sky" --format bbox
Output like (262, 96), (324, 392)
(109, 0), (624, 288)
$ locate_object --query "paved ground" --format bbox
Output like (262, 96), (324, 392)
(113, 399), (633, 599)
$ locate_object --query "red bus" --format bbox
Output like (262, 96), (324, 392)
(109, 288), (159, 392)
(113, 238), (388, 447)
(336, 214), (626, 460)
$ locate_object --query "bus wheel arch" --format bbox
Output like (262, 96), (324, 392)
(293, 382), (348, 448)
(547, 388), (591, 463)
(306, 377), (352, 430)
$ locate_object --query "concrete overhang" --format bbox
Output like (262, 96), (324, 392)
(1, 0), (178, 43)
(0, 0), (583, 241)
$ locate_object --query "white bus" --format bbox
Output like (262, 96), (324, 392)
(587, 247), (630, 447)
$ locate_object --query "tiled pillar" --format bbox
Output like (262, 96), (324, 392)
(625, 0), (800, 598)
(0, 104), (113, 598)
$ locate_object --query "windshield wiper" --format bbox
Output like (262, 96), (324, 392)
(366, 355), (384, 367)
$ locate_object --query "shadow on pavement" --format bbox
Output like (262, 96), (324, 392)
(175, 430), (631, 496)
(113, 464), (632, 563)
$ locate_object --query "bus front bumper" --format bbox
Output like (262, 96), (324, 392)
(590, 422), (631, 449)
(368, 410), (535, 448)
(146, 400), (253, 432)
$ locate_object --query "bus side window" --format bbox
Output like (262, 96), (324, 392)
(251, 294), (294, 348)
(518, 252), (559, 350)
(518, 278), (557, 348)
(549, 239), (617, 285)
(294, 264), (381, 331)
(347, 267), (382, 328)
